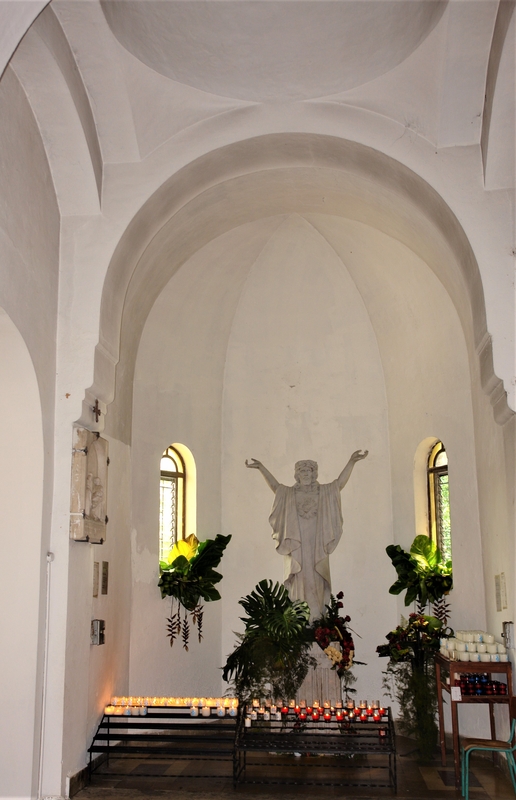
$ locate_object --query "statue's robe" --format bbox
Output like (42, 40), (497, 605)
(269, 480), (343, 619)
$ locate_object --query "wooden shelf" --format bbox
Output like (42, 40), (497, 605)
(435, 653), (513, 788)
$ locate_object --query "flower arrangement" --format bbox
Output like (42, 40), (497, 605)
(158, 533), (231, 650)
(312, 592), (355, 677)
(377, 612), (442, 668)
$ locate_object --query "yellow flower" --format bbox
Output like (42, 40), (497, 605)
(324, 645), (342, 665)
(166, 534), (199, 565)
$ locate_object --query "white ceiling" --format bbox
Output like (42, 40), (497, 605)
(100, 0), (447, 101)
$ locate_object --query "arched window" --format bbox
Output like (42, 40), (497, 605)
(159, 446), (185, 562)
(427, 441), (452, 563)
(159, 442), (197, 562)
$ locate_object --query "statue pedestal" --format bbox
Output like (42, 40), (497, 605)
(296, 643), (342, 706)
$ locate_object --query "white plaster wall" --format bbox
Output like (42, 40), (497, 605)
(221, 215), (394, 705)
(62, 436), (132, 785)
(131, 211), (493, 731)
(130, 218), (291, 694)
(0, 309), (44, 800)
(0, 64), (59, 429)
(308, 216), (487, 629)
(0, 55), (60, 800)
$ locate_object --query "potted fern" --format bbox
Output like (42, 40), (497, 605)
(377, 535), (452, 761)
(222, 580), (314, 702)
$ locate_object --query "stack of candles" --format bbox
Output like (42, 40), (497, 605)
(106, 696), (239, 716)
(439, 631), (509, 663)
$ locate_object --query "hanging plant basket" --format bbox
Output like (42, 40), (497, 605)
(158, 533), (231, 650)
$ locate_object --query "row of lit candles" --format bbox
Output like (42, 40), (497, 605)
(245, 705), (386, 724)
(104, 704), (238, 717)
(250, 698), (382, 710)
(110, 696), (239, 708)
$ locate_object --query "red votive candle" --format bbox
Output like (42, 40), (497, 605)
(306, 707), (312, 715)
(360, 712), (368, 722)
(323, 711), (332, 722)
(335, 711), (344, 722)
(373, 711), (381, 722)
(354, 707), (361, 717)
(299, 712), (307, 721)
(311, 710), (320, 721)
(294, 705), (301, 715)
(281, 706), (289, 715)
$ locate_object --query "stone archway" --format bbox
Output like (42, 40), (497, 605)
(86, 133), (500, 439)
(0, 307), (44, 798)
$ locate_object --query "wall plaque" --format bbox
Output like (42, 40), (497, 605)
(70, 427), (109, 543)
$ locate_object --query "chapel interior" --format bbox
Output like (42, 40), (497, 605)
(0, 1), (515, 798)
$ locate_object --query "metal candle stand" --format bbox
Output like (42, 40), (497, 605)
(234, 706), (397, 790)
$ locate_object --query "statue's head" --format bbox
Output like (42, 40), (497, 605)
(294, 460), (318, 486)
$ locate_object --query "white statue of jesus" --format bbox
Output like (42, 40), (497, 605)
(246, 452), (368, 619)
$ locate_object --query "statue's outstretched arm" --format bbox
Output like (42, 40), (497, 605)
(245, 458), (279, 493)
(337, 450), (368, 491)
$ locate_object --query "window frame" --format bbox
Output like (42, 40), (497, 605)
(427, 440), (451, 563)
(159, 445), (186, 561)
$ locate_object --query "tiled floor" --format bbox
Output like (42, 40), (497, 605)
(77, 737), (515, 800)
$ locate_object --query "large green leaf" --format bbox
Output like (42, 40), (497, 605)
(166, 554), (190, 572)
(198, 584), (221, 602)
(189, 534), (231, 576)
(222, 580), (313, 699)
(385, 536), (453, 607)
(410, 535), (441, 570)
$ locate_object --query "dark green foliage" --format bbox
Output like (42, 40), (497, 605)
(387, 535), (452, 607)
(222, 580), (314, 702)
(379, 536), (451, 763)
(158, 534), (231, 611)
(378, 613), (442, 762)
(377, 613), (442, 669)
(382, 659), (438, 762)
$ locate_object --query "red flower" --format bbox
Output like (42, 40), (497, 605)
(336, 591), (344, 600)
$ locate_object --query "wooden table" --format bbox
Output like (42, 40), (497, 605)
(435, 653), (513, 788)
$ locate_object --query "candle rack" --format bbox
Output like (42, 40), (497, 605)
(88, 706), (237, 782)
(234, 707), (396, 790)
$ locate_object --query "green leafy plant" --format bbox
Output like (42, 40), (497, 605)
(379, 536), (453, 762)
(377, 612), (442, 669)
(378, 613), (442, 761)
(222, 580), (314, 702)
(159, 533), (231, 650)
(387, 534), (452, 610)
